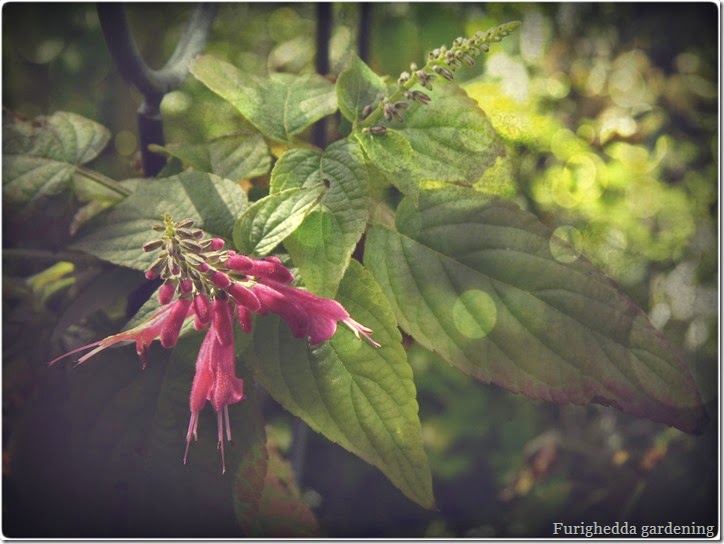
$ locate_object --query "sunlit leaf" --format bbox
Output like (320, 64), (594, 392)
(355, 84), (506, 199)
(191, 55), (337, 144)
(365, 187), (706, 433)
(153, 132), (271, 181)
(233, 186), (326, 257)
(336, 54), (387, 123)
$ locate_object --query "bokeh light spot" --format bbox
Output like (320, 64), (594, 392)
(114, 130), (137, 157)
(550, 226), (583, 264)
(452, 289), (497, 339)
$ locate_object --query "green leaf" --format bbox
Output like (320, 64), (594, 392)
(3, 111), (111, 212)
(245, 260), (435, 509)
(336, 54), (387, 123)
(365, 187), (706, 434)
(354, 129), (417, 196)
(233, 186), (326, 257)
(73, 171), (247, 271)
(153, 132), (271, 181)
(191, 55), (337, 144)
(270, 139), (369, 297)
(356, 84), (507, 200)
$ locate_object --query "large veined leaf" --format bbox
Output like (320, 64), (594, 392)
(233, 185), (327, 257)
(364, 187), (706, 434)
(268, 139), (369, 297)
(152, 132), (271, 181)
(355, 84), (507, 200)
(244, 260), (435, 509)
(3, 111), (111, 212)
(73, 171), (247, 271)
(191, 55), (337, 144)
(336, 54), (387, 123)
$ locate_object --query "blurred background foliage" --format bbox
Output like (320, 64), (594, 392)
(3, 2), (718, 537)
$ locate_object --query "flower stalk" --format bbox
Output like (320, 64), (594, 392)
(358, 21), (520, 134)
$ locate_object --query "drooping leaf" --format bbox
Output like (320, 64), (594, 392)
(364, 187), (706, 434)
(152, 132), (271, 181)
(190, 55), (337, 144)
(336, 54), (387, 123)
(244, 260), (435, 509)
(72, 171), (247, 271)
(269, 139), (369, 297)
(3, 111), (111, 213)
(233, 186), (326, 257)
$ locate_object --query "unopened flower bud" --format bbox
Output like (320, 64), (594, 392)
(158, 281), (176, 305)
(180, 239), (203, 253)
(176, 218), (195, 229)
(152, 224), (165, 232)
(176, 227), (195, 239)
(361, 104), (373, 119)
(191, 229), (204, 239)
(383, 103), (394, 122)
(433, 65), (454, 81)
(145, 256), (166, 280)
(363, 125), (387, 135)
(411, 90), (432, 105)
(227, 254), (253, 273)
(409, 62), (418, 72)
(398, 71), (410, 85)
(209, 238), (225, 251)
(198, 262), (210, 273)
(394, 101), (409, 111)
(462, 53), (475, 66)
(180, 279), (193, 293)
(211, 271), (231, 289)
(143, 239), (164, 252)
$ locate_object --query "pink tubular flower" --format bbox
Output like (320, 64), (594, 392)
(48, 297), (193, 370)
(253, 280), (381, 347)
(184, 299), (245, 474)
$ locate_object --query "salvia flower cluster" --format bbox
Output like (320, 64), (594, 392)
(50, 214), (379, 473)
(360, 21), (521, 135)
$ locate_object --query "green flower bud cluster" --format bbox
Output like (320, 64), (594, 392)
(142, 214), (243, 300)
(360, 20), (520, 136)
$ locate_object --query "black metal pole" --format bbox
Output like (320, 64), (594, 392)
(311, 3), (332, 150)
(358, 3), (372, 62)
(97, 3), (217, 177)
